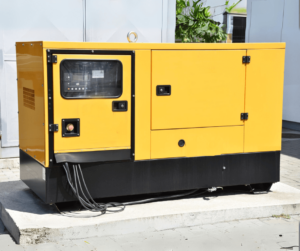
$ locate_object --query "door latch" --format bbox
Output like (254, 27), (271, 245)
(156, 85), (171, 96)
(112, 101), (128, 111)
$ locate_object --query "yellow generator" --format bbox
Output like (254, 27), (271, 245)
(16, 41), (285, 204)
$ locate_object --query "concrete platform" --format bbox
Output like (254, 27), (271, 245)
(1, 181), (300, 245)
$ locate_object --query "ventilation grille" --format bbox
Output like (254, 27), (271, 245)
(23, 87), (35, 110)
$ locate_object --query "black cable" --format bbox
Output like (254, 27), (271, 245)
(61, 162), (210, 217)
(124, 189), (201, 206)
(63, 163), (125, 215)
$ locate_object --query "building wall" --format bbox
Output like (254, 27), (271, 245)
(0, 0), (176, 158)
(246, 0), (300, 128)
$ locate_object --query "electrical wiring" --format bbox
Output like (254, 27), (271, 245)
(59, 163), (273, 218)
(61, 162), (210, 217)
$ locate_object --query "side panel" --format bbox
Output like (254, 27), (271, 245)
(16, 42), (45, 165)
(151, 50), (246, 130)
(20, 149), (46, 202)
(135, 50), (151, 160)
(244, 49), (285, 152)
(151, 126), (244, 159)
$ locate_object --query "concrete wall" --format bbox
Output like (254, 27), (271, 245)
(246, 0), (300, 129)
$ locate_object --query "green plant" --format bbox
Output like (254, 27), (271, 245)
(176, 0), (227, 43)
(225, 0), (242, 13)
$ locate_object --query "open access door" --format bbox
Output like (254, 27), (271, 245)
(52, 54), (132, 158)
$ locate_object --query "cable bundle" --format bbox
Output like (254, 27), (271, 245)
(63, 163), (125, 216)
(62, 162), (211, 217)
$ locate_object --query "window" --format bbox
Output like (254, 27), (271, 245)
(60, 60), (122, 99)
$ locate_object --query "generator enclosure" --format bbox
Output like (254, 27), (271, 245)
(16, 42), (285, 204)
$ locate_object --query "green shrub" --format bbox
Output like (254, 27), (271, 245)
(175, 0), (227, 43)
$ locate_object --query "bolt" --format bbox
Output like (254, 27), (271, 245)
(40, 43), (42, 46)
(92, 50), (94, 53)
(223, 166), (226, 170)
(22, 44), (24, 46)
(77, 134), (79, 136)
(132, 95), (135, 97)
(31, 44), (33, 46)
(47, 49), (50, 52)
(132, 153), (135, 156)
(63, 134), (65, 136)
(50, 159), (52, 162)
(49, 97), (51, 99)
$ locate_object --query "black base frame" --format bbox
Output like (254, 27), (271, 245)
(20, 149), (280, 204)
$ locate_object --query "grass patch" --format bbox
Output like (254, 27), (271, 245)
(272, 214), (291, 219)
(231, 8), (247, 14)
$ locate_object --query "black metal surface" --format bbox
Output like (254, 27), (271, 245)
(233, 16), (246, 43)
(178, 139), (185, 147)
(20, 150), (47, 202)
(156, 85), (171, 96)
(54, 149), (131, 164)
(49, 124), (58, 132)
(46, 49), (135, 164)
(112, 101), (128, 111)
(20, 151), (280, 204)
(47, 50), (55, 167)
(242, 56), (250, 64)
(241, 113), (249, 120)
(62, 118), (80, 137)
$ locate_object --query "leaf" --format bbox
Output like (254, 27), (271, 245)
(176, 0), (227, 43)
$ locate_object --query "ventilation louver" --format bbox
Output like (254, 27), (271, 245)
(23, 87), (35, 110)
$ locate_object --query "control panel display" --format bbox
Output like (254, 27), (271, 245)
(60, 60), (122, 99)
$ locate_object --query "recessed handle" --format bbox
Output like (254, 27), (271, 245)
(112, 101), (128, 112)
(156, 85), (171, 96)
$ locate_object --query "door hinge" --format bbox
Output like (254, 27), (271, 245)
(49, 124), (58, 132)
(241, 113), (249, 120)
(47, 55), (57, 63)
(242, 56), (250, 64)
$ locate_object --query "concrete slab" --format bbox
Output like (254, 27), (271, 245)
(1, 180), (300, 245)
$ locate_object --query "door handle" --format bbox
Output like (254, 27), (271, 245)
(156, 85), (171, 96)
(112, 101), (128, 111)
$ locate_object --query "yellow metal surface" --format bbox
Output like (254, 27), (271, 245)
(151, 50), (246, 130)
(16, 42), (45, 165)
(151, 126), (244, 159)
(135, 50), (151, 160)
(15, 42), (285, 166)
(40, 41), (285, 50)
(52, 54), (131, 153)
(43, 49), (49, 167)
(244, 49), (285, 153)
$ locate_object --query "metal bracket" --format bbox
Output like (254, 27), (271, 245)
(241, 113), (249, 120)
(242, 56), (251, 64)
(49, 124), (58, 132)
(47, 55), (57, 63)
